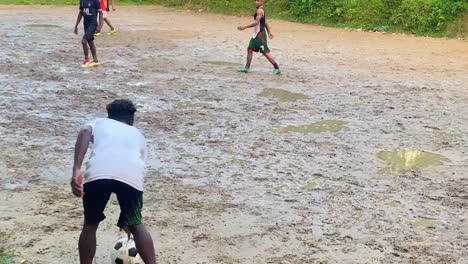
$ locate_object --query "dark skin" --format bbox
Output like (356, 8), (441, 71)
(71, 117), (157, 264)
(237, 0), (278, 69)
(74, 10), (103, 62)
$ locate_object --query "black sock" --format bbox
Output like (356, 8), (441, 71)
(273, 63), (279, 69)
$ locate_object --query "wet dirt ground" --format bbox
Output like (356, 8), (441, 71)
(0, 5), (467, 264)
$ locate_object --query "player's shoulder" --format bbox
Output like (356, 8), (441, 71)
(133, 127), (146, 138)
(81, 117), (103, 132)
(86, 117), (105, 126)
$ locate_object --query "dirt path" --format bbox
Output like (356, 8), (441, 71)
(0, 5), (467, 264)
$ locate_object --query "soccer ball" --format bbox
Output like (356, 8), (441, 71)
(110, 237), (144, 264)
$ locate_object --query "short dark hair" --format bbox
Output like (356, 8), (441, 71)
(106, 99), (137, 125)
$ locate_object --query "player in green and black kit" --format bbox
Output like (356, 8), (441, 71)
(74, 0), (103, 67)
(237, 0), (281, 75)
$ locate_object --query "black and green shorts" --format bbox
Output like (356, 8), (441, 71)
(248, 31), (270, 53)
(83, 179), (143, 228)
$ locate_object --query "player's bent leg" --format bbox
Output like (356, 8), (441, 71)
(104, 18), (116, 32)
(81, 38), (91, 67)
(238, 49), (254, 72)
(88, 40), (99, 64)
(246, 49), (254, 69)
(79, 222), (99, 264)
(115, 181), (156, 263)
(263, 51), (276, 64)
(128, 224), (157, 264)
(81, 38), (89, 57)
(263, 52), (281, 75)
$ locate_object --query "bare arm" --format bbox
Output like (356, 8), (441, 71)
(112, 0), (116, 11)
(97, 11), (104, 32)
(265, 21), (274, 39)
(74, 11), (83, 34)
(71, 126), (92, 197)
(238, 9), (263, 31)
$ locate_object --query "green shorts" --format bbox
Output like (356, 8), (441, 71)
(248, 31), (270, 53)
(83, 179), (143, 228)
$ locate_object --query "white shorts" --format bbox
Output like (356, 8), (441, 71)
(102, 10), (108, 18)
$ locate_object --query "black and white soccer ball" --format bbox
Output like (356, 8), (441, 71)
(110, 237), (144, 264)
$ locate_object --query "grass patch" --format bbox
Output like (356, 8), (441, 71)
(0, 255), (14, 264)
(0, 236), (14, 264)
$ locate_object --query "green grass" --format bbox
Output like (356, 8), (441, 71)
(0, 0), (466, 37)
(0, 256), (13, 264)
(0, 232), (14, 264)
(0, 247), (14, 264)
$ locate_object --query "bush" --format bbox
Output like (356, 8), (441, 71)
(287, 0), (466, 35)
(343, 0), (386, 27)
(391, 0), (464, 33)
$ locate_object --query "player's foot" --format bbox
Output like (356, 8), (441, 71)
(94, 32), (101, 37)
(88, 61), (101, 67)
(237, 67), (250, 73)
(108, 29), (118, 35)
(273, 69), (281, 75)
(80, 58), (91, 68)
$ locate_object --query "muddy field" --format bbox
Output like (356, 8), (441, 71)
(0, 5), (467, 264)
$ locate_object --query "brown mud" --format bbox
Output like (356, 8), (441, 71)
(0, 5), (467, 264)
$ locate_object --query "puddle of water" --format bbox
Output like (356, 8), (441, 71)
(231, 159), (248, 165)
(433, 131), (459, 144)
(9, 53), (23, 58)
(274, 181), (317, 192)
(322, 184), (345, 191)
(258, 88), (310, 102)
(25, 24), (62, 28)
(176, 102), (211, 109)
(203, 61), (239, 67)
(182, 178), (209, 186)
(272, 120), (347, 134)
(0, 182), (29, 190)
(302, 181), (317, 190)
(274, 185), (288, 191)
(377, 149), (449, 175)
(406, 218), (443, 228)
(127, 82), (148, 87)
(181, 131), (198, 139)
(31, 112), (54, 119)
(379, 195), (401, 207)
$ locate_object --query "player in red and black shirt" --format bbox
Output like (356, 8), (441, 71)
(94, 0), (118, 37)
(74, 0), (103, 67)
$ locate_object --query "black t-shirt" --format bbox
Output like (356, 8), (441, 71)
(80, 0), (101, 25)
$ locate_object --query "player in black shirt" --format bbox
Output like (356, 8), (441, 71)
(74, 0), (103, 67)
